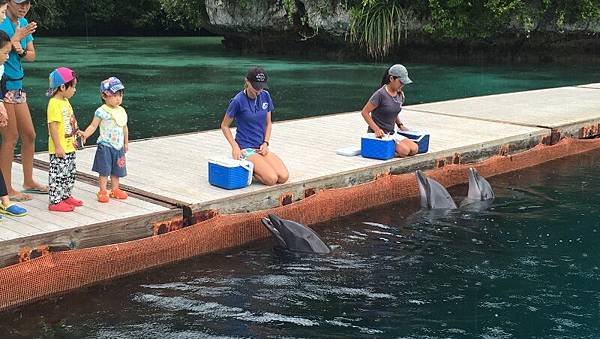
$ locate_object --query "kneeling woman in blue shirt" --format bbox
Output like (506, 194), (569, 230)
(221, 67), (289, 186)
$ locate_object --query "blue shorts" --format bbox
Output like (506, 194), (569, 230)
(92, 144), (127, 177)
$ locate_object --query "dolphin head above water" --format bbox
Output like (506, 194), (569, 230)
(460, 168), (495, 210)
(415, 170), (457, 210)
(261, 214), (332, 254)
(466, 167), (495, 201)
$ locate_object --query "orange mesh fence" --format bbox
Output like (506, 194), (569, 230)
(0, 137), (599, 311)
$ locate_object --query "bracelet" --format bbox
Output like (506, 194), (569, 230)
(18, 50), (27, 58)
(263, 140), (269, 146)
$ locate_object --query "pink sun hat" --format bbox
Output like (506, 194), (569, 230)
(46, 67), (76, 97)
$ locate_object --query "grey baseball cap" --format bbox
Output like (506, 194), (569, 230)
(14, 0), (31, 3)
(388, 64), (412, 85)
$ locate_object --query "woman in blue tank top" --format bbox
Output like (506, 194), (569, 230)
(221, 67), (289, 186)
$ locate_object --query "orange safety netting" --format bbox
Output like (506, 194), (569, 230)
(0, 137), (599, 312)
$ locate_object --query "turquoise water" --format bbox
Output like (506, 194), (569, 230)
(1, 150), (599, 337)
(16, 36), (600, 150)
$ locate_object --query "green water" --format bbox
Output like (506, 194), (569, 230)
(1, 150), (599, 337)
(17, 36), (600, 150)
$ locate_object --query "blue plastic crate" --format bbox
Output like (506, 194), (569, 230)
(398, 130), (430, 154)
(208, 158), (253, 190)
(361, 134), (396, 160)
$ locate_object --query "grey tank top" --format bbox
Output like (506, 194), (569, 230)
(367, 86), (404, 134)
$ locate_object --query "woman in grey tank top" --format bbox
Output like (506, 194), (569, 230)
(360, 64), (418, 157)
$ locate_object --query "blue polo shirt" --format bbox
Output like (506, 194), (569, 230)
(0, 17), (34, 90)
(226, 90), (274, 150)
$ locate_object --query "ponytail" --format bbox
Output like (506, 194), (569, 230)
(380, 65), (395, 87)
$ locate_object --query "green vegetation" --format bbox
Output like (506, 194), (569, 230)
(26, 0), (600, 59)
(28, 0), (189, 35)
(348, 1), (414, 59)
(348, 0), (600, 58)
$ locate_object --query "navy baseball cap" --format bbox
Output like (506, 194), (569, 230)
(246, 67), (268, 90)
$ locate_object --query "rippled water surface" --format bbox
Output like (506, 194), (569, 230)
(1, 150), (599, 337)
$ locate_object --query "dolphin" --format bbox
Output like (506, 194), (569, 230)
(261, 214), (331, 254)
(460, 168), (495, 209)
(415, 170), (457, 210)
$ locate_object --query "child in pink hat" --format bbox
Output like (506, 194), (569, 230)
(47, 67), (83, 212)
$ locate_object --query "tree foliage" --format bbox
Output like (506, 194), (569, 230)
(28, 0), (178, 35)
(348, 0), (600, 58)
(159, 0), (207, 31)
(348, 1), (414, 59)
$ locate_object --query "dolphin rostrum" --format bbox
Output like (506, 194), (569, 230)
(415, 170), (457, 210)
(261, 214), (331, 254)
(460, 167), (495, 208)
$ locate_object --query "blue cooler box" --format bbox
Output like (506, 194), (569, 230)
(208, 158), (254, 190)
(361, 134), (396, 160)
(398, 130), (430, 154)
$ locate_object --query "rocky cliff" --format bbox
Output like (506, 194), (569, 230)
(197, 0), (600, 63)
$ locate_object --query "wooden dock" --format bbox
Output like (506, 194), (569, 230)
(0, 84), (597, 268)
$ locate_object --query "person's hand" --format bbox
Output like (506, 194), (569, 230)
(0, 103), (8, 127)
(232, 146), (242, 160)
(77, 130), (86, 144)
(13, 21), (36, 42)
(258, 142), (268, 155)
(397, 122), (409, 131)
(55, 147), (66, 158)
(374, 128), (385, 138)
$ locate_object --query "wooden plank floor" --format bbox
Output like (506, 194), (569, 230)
(37, 100), (546, 209)
(409, 86), (600, 128)
(0, 163), (171, 243)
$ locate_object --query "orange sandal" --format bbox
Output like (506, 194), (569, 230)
(110, 188), (128, 200)
(97, 190), (110, 203)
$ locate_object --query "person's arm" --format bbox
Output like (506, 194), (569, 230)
(49, 122), (65, 158)
(20, 41), (35, 62)
(395, 115), (408, 131)
(81, 116), (101, 142)
(360, 101), (384, 137)
(221, 114), (242, 160)
(123, 125), (129, 153)
(11, 21), (36, 62)
(258, 112), (272, 155)
(395, 90), (408, 131)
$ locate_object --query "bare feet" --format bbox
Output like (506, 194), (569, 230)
(22, 182), (49, 194)
(8, 191), (32, 202)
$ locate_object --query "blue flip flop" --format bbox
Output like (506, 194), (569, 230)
(0, 203), (28, 217)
